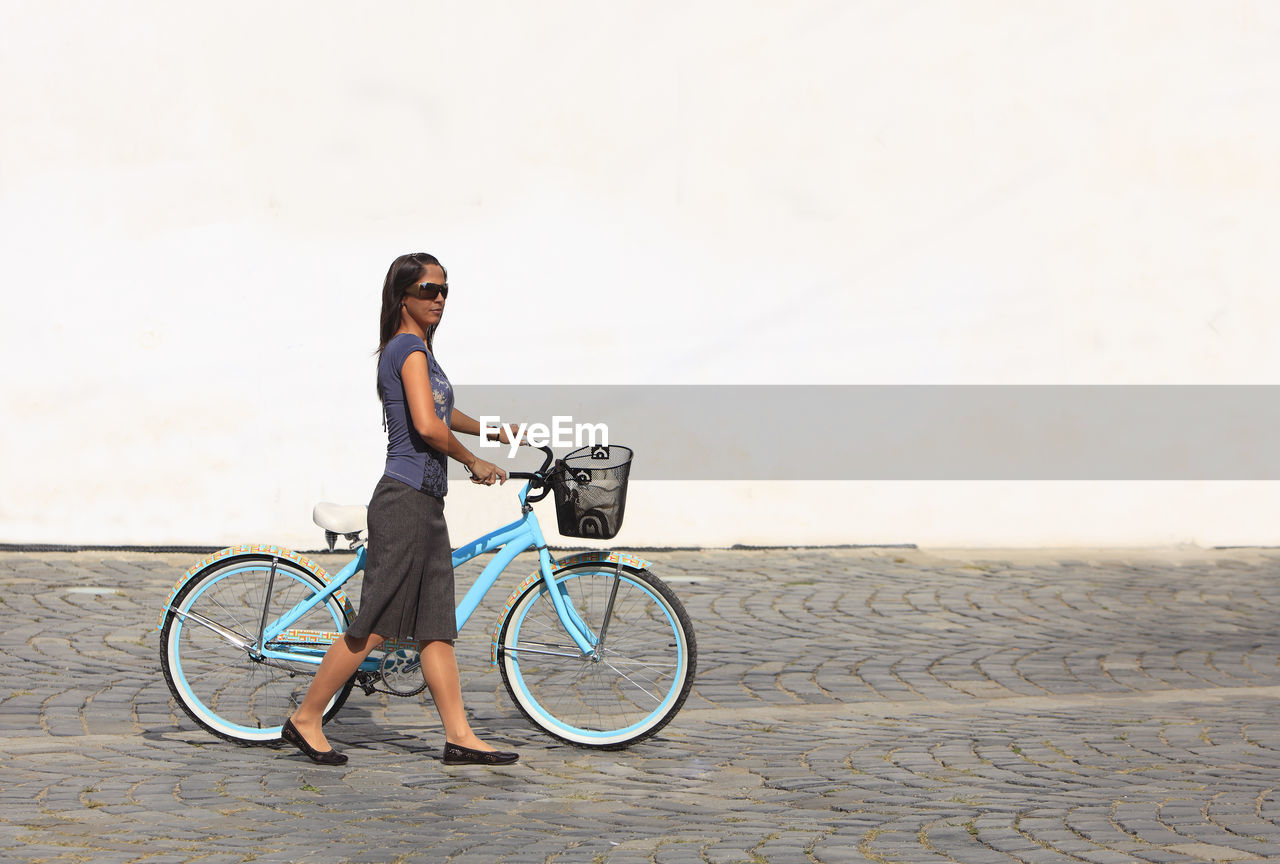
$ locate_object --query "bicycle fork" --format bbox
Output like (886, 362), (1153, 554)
(543, 559), (626, 661)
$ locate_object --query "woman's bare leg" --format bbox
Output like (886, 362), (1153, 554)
(289, 632), (384, 751)
(420, 639), (497, 750)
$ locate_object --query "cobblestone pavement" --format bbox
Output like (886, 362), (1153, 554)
(2, 546), (1280, 863)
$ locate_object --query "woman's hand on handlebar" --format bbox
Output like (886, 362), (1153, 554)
(468, 458), (507, 486)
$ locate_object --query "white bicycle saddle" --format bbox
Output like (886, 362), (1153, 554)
(312, 502), (368, 535)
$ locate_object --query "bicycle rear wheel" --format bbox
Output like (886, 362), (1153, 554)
(160, 554), (353, 744)
(498, 562), (696, 748)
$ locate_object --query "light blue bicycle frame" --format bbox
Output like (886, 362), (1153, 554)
(257, 479), (597, 671)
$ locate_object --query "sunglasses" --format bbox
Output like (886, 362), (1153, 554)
(405, 282), (449, 300)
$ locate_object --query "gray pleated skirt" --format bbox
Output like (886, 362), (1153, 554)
(347, 475), (457, 642)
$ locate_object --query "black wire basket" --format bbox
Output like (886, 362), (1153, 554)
(549, 445), (633, 540)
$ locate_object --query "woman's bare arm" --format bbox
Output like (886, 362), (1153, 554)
(401, 353), (506, 484)
(450, 408), (519, 444)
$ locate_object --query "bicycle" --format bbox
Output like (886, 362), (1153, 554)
(157, 444), (696, 750)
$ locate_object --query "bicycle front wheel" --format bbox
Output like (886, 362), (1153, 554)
(498, 562), (696, 748)
(160, 554), (353, 744)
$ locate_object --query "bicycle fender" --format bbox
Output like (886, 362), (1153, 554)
(156, 544), (349, 631)
(488, 549), (654, 666)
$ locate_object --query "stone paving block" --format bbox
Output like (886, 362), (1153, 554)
(602, 853), (654, 864)
(1074, 852), (1152, 864)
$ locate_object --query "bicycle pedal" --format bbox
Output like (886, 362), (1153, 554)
(353, 672), (379, 696)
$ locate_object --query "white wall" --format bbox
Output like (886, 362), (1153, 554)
(3, 1), (1278, 548)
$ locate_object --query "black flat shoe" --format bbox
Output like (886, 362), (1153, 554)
(442, 742), (519, 766)
(281, 718), (348, 766)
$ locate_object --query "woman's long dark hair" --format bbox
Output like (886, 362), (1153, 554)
(376, 252), (446, 398)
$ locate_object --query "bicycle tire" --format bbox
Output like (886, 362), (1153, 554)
(160, 554), (354, 745)
(497, 562), (696, 748)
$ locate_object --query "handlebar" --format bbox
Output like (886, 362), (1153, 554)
(507, 445), (556, 503)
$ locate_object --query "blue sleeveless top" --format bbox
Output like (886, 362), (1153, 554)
(379, 333), (453, 497)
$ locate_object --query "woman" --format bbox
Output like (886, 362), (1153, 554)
(282, 252), (519, 767)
